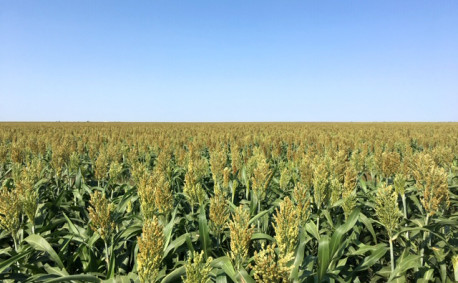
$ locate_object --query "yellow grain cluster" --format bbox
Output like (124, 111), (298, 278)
(88, 191), (115, 240)
(228, 205), (254, 269)
(137, 216), (164, 283)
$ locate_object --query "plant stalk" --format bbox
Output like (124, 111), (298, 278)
(104, 240), (110, 273)
(420, 213), (430, 266)
(401, 194), (409, 239)
(389, 237), (395, 273)
(12, 232), (18, 252)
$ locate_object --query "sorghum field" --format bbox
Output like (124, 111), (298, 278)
(0, 122), (457, 282)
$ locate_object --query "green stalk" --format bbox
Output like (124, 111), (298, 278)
(401, 194), (409, 239)
(104, 240), (110, 272)
(316, 207), (320, 235)
(258, 199), (261, 230)
(389, 237), (395, 273)
(12, 232), (18, 252)
(421, 214), (430, 266)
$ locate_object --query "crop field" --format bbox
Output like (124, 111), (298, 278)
(0, 122), (457, 282)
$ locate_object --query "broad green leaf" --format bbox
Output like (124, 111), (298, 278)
(305, 221), (320, 240)
(24, 234), (65, 270)
(248, 209), (272, 226)
(199, 205), (211, 260)
(389, 254), (421, 282)
(318, 236), (330, 282)
(352, 245), (388, 273)
(212, 256), (238, 282)
(161, 266), (185, 283)
(251, 232), (274, 242)
(0, 249), (32, 273)
(44, 274), (101, 282)
(236, 267), (255, 283)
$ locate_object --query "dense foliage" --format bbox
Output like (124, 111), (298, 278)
(0, 122), (457, 282)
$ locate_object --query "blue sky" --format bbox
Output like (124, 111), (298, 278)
(1, 1), (457, 122)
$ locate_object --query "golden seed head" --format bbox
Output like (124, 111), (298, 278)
(312, 161), (329, 210)
(341, 166), (358, 218)
(343, 166), (357, 193)
(11, 143), (25, 164)
(279, 167), (291, 191)
(329, 177), (342, 206)
(231, 144), (241, 175)
(381, 152), (401, 178)
(350, 151), (364, 173)
(332, 150), (348, 182)
(94, 151), (109, 181)
(88, 191), (115, 240)
(411, 153), (435, 186)
(183, 157), (209, 207)
(299, 155), (313, 189)
(375, 185), (402, 237)
(138, 170), (174, 219)
(131, 161), (148, 185)
(182, 251), (213, 283)
(69, 152), (80, 174)
(210, 147), (227, 184)
(393, 173), (406, 196)
(51, 144), (69, 177)
(452, 255), (458, 282)
(137, 216), (164, 283)
(251, 148), (271, 200)
(209, 183), (229, 235)
(431, 146), (454, 169)
(0, 186), (22, 236)
(228, 205), (254, 269)
(16, 173), (38, 224)
(223, 167), (231, 189)
(292, 182), (311, 225)
(273, 197), (300, 256)
(421, 166), (449, 216)
(250, 243), (293, 283)
(108, 161), (123, 183)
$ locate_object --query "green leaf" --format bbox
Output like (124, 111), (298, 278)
(251, 232), (274, 242)
(236, 267), (255, 283)
(43, 274), (101, 282)
(359, 212), (377, 244)
(305, 221), (320, 240)
(102, 272), (138, 283)
(329, 208), (360, 259)
(161, 266), (185, 283)
(388, 253), (421, 282)
(63, 213), (81, 236)
(106, 243), (115, 279)
(75, 168), (83, 189)
(322, 210), (334, 229)
(212, 256), (238, 282)
(317, 209), (360, 282)
(164, 233), (191, 258)
(24, 234), (66, 270)
(44, 265), (69, 277)
(352, 245), (388, 273)
(350, 243), (387, 256)
(163, 207), (178, 251)
(0, 249), (32, 273)
(290, 233), (308, 282)
(318, 236), (330, 282)
(248, 209), (272, 226)
(198, 206), (211, 260)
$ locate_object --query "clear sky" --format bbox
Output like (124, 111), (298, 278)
(1, 1), (457, 122)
